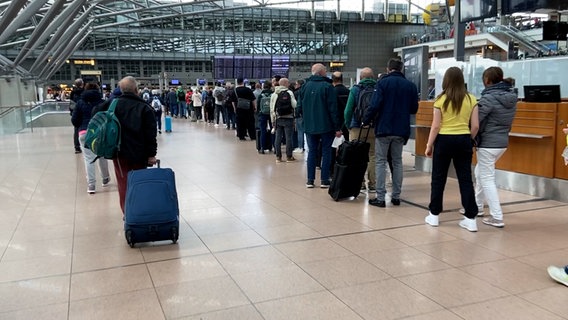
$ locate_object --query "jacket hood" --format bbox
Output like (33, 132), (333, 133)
(81, 89), (102, 103)
(306, 75), (332, 83)
(274, 85), (289, 94)
(481, 82), (517, 109)
(358, 78), (377, 86)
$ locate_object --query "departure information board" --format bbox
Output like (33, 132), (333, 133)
(214, 55), (289, 80)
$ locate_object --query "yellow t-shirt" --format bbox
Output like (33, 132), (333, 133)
(434, 93), (477, 135)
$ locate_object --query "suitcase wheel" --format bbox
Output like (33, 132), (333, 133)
(125, 230), (135, 248)
(171, 226), (179, 244)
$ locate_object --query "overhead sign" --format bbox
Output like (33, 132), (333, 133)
(330, 62), (344, 67)
(74, 59), (95, 65)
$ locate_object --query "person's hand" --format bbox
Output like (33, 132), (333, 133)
(425, 144), (433, 158)
(563, 124), (568, 135)
(335, 131), (342, 138)
(147, 156), (157, 166)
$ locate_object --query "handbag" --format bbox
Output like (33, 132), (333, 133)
(235, 89), (250, 110)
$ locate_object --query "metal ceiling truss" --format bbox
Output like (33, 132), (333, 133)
(0, 0), (331, 82)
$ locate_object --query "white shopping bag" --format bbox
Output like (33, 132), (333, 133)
(332, 135), (345, 149)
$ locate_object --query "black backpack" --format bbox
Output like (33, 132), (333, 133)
(275, 90), (293, 116)
(353, 84), (375, 126)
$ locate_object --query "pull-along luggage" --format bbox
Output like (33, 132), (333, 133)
(124, 160), (179, 247)
(328, 127), (371, 201)
(256, 128), (273, 153)
(164, 116), (172, 132)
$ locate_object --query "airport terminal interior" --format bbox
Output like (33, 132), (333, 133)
(2, 0), (568, 319)
(1, 121), (568, 319)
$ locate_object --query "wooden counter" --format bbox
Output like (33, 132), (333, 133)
(415, 101), (568, 180)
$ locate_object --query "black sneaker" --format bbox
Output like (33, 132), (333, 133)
(391, 198), (401, 206)
(306, 180), (315, 188)
(320, 180), (330, 189)
(369, 198), (386, 207)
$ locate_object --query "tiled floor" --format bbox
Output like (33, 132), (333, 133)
(1, 120), (568, 320)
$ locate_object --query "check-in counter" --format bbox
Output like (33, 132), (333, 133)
(415, 101), (568, 181)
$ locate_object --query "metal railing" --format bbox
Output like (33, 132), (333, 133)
(25, 100), (71, 122)
(0, 100), (72, 135)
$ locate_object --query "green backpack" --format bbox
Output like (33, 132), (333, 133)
(259, 92), (272, 115)
(84, 99), (121, 160)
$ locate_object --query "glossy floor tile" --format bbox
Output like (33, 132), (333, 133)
(1, 123), (568, 319)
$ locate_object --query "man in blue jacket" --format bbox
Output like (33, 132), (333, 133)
(297, 63), (342, 188)
(363, 58), (418, 207)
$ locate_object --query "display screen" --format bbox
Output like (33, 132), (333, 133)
(459, 0), (497, 23)
(524, 85), (561, 102)
(214, 55), (289, 79)
(170, 79), (180, 85)
(502, 0), (568, 14)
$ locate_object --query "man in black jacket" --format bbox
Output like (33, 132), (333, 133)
(92, 76), (157, 216)
(69, 78), (84, 154)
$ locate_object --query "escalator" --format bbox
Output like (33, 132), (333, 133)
(488, 25), (551, 59)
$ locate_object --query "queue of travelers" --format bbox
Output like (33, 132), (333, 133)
(67, 62), (568, 289)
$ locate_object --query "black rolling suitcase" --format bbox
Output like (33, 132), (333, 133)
(256, 128), (273, 153)
(328, 128), (371, 201)
(124, 160), (179, 247)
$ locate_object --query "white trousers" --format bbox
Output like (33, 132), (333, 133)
(474, 148), (507, 220)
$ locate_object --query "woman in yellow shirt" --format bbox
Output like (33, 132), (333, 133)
(424, 67), (480, 232)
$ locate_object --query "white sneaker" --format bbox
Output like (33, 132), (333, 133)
(459, 217), (478, 232)
(547, 266), (568, 287)
(293, 148), (304, 153)
(425, 212), (439, 227)
(87, 184), (96, 194)
(459, 208), (484, 216)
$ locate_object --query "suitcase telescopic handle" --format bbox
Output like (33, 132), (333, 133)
(156, 159), (161, 168)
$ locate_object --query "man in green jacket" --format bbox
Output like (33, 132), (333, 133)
(344, 67), (377, 191)
(296, 63), (342, 188)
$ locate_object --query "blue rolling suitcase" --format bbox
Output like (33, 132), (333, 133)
(124, 160), (179, 247)
(164, 116), (172, 132)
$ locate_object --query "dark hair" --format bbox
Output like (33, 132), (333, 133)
(263, 82), (272, 90)
(387, 58), (403, 72)
(482, 66), (504, 85)
(436, 66), (471, 115)
(85, 83), (100, 90)
(237, 78), (244, 84)
(273, 75), (282, 82)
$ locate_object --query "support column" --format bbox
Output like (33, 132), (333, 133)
(453, 0), (465, 61)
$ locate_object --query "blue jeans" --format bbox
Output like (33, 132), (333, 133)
(306, 131), (335, 183)
(275, 118), (294, 159)
(428, 134), (477, 219)
(179, 101), (186, 118)
(214, 104), (225, 124)
(258, 113), (272, 149)
(170, 103), (178, 117)
(375, 136), (404, 201)
(296, 117), (305, 150)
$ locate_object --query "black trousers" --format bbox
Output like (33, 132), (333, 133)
(236, 108), (256, 140)
(428, 134), (477, 219)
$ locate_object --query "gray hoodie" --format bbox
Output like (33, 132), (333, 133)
(477, 82), (517, 148)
